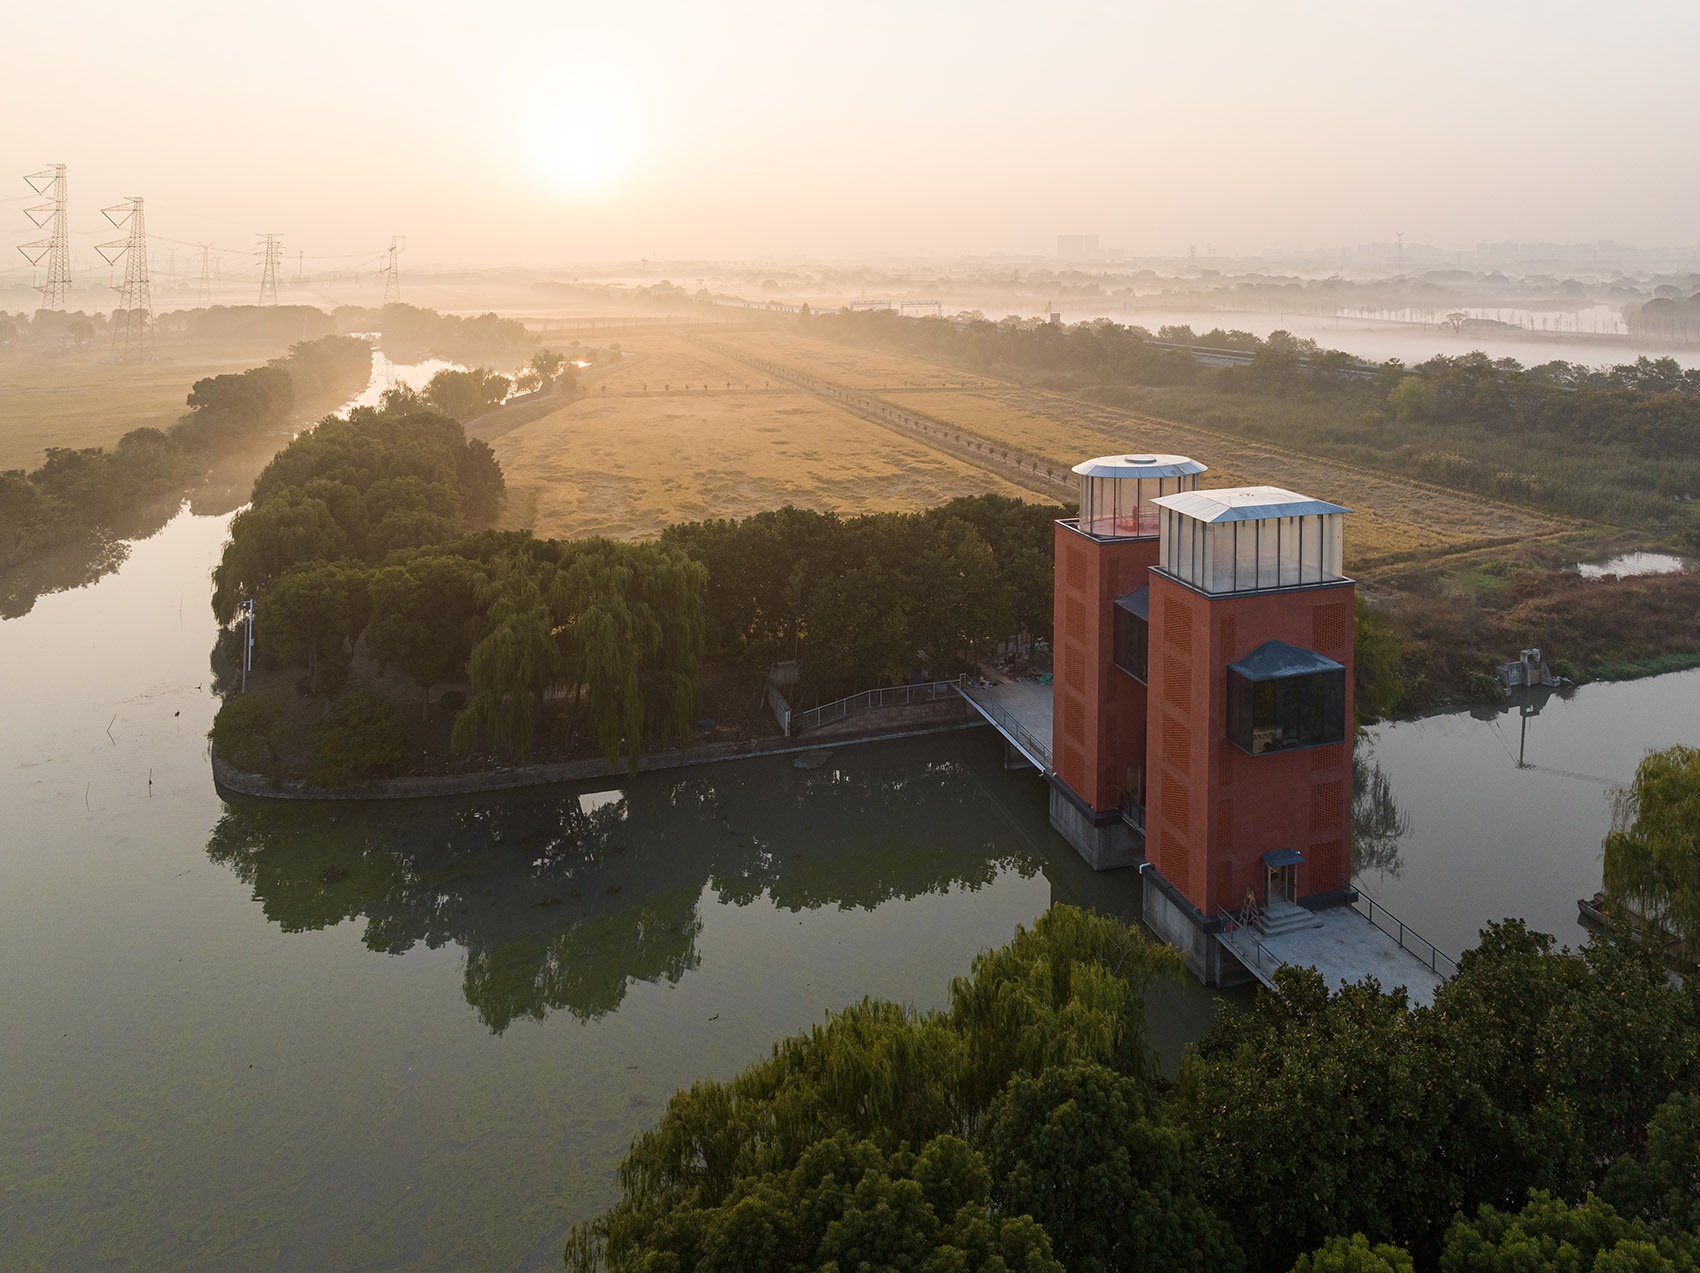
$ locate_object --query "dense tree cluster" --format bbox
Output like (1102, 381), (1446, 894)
(811, 310), (1700, 532)
(0, 335), (370, 573)
(213, 397), (707, 776)
(570, 907), (1700, 1273)
(661, 495), (1063, 702)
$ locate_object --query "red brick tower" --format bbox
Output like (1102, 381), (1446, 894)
(1140, 486), (1356, 963)
(1050, 455), (1206, 868)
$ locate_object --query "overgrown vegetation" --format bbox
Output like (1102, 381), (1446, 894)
(0, 334), (371, 573)
(567, 906), (1700, 1273)
(812, 309), (1700, 537)
(330, 301), (533, 363)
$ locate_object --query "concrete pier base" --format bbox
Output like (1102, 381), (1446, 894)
(1140, 867), (1253, 986)
(1047, 782), (1141, 871)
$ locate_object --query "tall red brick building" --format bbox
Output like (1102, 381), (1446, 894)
(1050, 459), (1356, 982)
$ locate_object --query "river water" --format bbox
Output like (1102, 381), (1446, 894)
(0, 392), (1220, 1267)
(3, 352), (1696, 1269)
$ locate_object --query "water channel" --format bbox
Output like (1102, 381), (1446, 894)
(2, 351), (1696, 1270)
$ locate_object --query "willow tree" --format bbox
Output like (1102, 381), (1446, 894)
(452, 554), (558, 759)
(552, 540), (705, 770)
(1604, 744), (1700, 966)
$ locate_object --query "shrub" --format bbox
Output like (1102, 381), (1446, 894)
(209, 686), (294, 776)
(308, 690), (407, 788)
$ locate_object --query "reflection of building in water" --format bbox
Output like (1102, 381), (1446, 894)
(205, 743), (1050, 1033)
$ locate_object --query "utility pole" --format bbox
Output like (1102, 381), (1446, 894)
(257, 234), (283, 305)
(381, 234), (405, 306)
(239, 600), (255, 693)
(19, 163), (71, 309)
(99, 197), (152, 360)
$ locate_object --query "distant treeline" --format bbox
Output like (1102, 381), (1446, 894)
(1630, 290), (1700, 342)
(661, 495), (1063, 703)
(811, 310), (1700, 533)
(331, 302), (534, 362)
(0, 335), (371, 574)
(210, 397), (706, 783)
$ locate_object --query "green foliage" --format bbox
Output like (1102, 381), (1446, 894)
(662, 494), (1065, 699)
(208, 686), (295, 776)
(565, 1130), (1064, 1273)
(1603, 1089), (1700, 1235)
(422, 367), (512, 420)
(1439, 1191), (1698, 1273)
(567, 907), (1178, 1271)
(307, 690), (406, 788)
(1603, 745), (1700, 964)
(263, 561), (371, 678)
(1291, 1234), (1415, 1273)
(985, 1062), (1241, 1273)
(367, 554), (486, 717)
(1354, 596), (1409, 721)
(1180, 967), (1461, 1268)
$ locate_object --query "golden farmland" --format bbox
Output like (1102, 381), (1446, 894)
(0, 333), (300, 472)
(490, 336), (1032, 542)
(714, 329), (995, 389)
(707, 329), (1566, 568)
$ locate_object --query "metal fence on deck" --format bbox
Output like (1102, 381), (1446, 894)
(957, 681), (1053, 772)
(1351, 885), (1458, 977)
(790, 677), (968, 736)
(1216, 905), (1288, 986)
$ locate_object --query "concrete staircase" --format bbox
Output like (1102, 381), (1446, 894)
(1257, 900), (1324, 937)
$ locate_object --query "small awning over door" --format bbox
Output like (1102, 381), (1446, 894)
(1260, 848), (1306, 870)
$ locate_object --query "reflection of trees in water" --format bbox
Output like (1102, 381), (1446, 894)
(1352, 744), (1412, 880)
(207, 747), (1045, 1033)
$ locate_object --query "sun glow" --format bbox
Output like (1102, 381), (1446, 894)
(524, 71), (644, 197)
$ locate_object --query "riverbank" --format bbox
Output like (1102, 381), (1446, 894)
(212, 696), (982, 800)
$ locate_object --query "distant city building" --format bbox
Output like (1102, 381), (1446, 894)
(1057, 234), (1103, 262)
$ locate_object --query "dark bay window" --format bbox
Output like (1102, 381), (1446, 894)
(1112, 587), (1149, 682)
(1226, 640), (1346, 755)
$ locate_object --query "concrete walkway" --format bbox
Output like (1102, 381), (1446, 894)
(1219, 903), (1447, 1006)
(960, 677), (1055, 771)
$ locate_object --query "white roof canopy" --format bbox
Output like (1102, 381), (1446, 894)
(1152, 485), (1351, 523)
(1071, 454), (1206, 480)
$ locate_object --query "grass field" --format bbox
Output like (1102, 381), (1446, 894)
(0, 333), (298, 472)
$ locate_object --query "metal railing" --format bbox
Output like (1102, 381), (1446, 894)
(957, 680), (1053, 772)
(790, 677), (968, 736)
(1118, 793), (1146, 836)
(1216, 904), (1288, 984)
(1351, 885), (1458, 978)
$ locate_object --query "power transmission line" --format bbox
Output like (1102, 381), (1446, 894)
(257, 233), (283, 305)
(381, 234), (405, 306)
(18, 163), (71, 309)
(99, 197), (152, 360)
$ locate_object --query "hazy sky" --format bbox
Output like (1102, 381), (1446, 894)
(5, 0), (1697, 268)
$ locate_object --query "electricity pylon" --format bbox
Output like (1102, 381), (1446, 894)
(19, 164), (71, 309)
(98, 197), (152, 360)
(257, 234), (283, 305)
(381, 234), (405, 306)
(195, 243), (213, 305)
